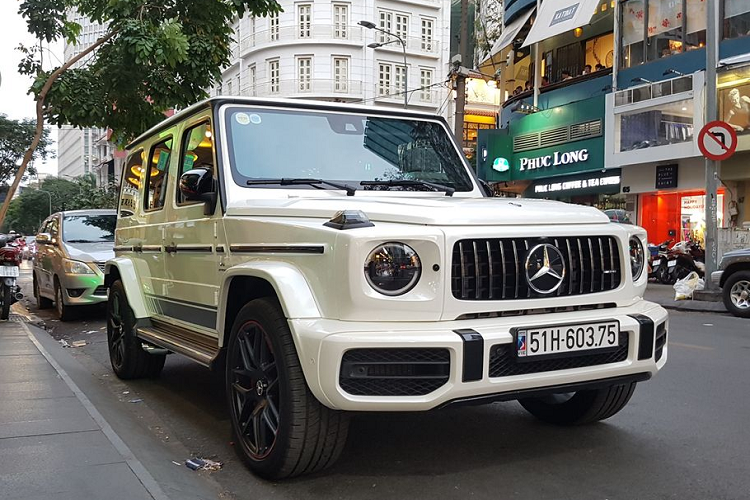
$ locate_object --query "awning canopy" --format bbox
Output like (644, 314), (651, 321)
(489, 7), (535, 58)
(522, 0), (600, 48)
(720, 53), (750, 67)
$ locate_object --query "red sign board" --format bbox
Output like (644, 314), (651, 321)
(698, 121), (738, 161)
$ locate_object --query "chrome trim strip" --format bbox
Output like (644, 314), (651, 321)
(228, 244), (325, 254)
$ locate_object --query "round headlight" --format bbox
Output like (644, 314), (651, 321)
(629, 236), (645, 281)
(364, 242), (421, 296)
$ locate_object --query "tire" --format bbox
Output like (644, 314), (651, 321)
(722, 270), (750, 319)
(655, 264), (669, 285)
(54, 278), (74, 321)
(107, 280), (166, 379)
(33, 273), (53, 309)
(519, 382), (637, 425)
(226, 298), (349, 479)
(0, 284), (10, 320)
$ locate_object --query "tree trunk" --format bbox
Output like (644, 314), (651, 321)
(0, 30), (116, 229)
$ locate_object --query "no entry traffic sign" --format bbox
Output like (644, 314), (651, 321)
(698, 121), (738, 161)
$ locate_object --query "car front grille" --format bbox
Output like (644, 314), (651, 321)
(451, 236), (622, 301)
(489, 333), (629, 378)
(339, 348), (450, 396)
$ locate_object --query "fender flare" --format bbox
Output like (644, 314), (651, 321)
(217, 261), (322, 342)
(104, 258), (149, 318)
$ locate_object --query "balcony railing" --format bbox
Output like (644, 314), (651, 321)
(373, 84), (442, 105)
(373, 35), (441, 56)
(240, 24), (364, 52)
(240, 78), (363, 97)
(614, 74), (694, 107)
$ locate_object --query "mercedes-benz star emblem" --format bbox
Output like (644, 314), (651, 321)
(525, 244), (566, 294)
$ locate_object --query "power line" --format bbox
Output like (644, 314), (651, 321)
(350, 80), (450, 106)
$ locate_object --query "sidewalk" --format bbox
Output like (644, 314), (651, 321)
(0, 319), (166, 500)
(644, 283), (728, 314)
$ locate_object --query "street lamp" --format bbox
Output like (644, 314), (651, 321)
(359, 20), (408, 109)
(37, 189), (52, 216)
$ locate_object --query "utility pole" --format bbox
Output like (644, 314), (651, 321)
(704, 0), (719, 289)
(453, 0), (468, 144)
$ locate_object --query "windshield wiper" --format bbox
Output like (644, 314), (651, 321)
(246, 178), (356, 196)
(361, 179), (455, 196)
(66, 239), (97, 243)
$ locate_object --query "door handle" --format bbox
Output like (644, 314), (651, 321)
(164, 243), (177, 254)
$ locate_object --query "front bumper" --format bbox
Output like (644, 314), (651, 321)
(711, 270), (723, 287)
(290, 299), (668, 411)
(59, 272), (107, 305)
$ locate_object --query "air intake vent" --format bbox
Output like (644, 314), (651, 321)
(513, 133), (540, 152)
(539, 126), (570, 148)
(570, 120), (602, 140)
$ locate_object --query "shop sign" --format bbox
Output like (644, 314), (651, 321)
(655, 164), (678, 189)
(519, 148), (589, 171)
(681, 195), (705, 211)
(534, 173), (620, 194)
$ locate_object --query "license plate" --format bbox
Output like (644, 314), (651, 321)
(652, 259), (661, 266)
(0, 266), (19, 277)
(515, 321), (620, 359)
(668, 260), (677, 267)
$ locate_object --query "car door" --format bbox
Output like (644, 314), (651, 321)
(162, 113), (223, 335)
(36, 215), (60, 298)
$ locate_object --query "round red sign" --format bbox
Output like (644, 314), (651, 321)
(698, 121), (738, 161)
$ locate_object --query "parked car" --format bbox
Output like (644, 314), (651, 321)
(712, 247), (750, 318)
(33, 210), (116, 320)
(106, 97), (668, 479)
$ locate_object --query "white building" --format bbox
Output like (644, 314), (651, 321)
(214, 0), (453, 114)
(58, 10), (112, 180)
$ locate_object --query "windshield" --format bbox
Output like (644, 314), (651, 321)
(224, 107), (475, 192)
(62, 215), (116, 243)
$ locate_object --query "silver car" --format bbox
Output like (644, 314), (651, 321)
(33, 209), (116, 320)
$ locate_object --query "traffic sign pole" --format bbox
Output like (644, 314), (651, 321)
(705, 0), (718, 290)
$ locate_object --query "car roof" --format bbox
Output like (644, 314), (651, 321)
(126, 96), (448, 150)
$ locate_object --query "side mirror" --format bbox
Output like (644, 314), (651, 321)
(36, 233), (51, 245)
(179, 168), (217, 215)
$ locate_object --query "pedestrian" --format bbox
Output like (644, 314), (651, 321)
(582, 64), (592, 75)
(561, 70), (572, 81)
(513, 85), (523, 96)
(595, 63), (605, 71)
(541, 76), (550, 87)
(524, 80), (532, 91)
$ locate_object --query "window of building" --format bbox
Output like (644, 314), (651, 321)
(379, 11), (392, 43)
(378, 63), (391, 95)
(334, 4), (348, 39)
(617, 98), (694, 152)
(227, 79), (233, 96)
(298, 57), (312, 91)
(248, 64), (256, 96)
(395, 65), (407, 94)
(724, 0), (750, 39)
(177, 121), (214, 205)
(298, 4), (311, 38)
(144, 138), (173, 211)
(269, 13), (279, 41)
(421, 18), (434, 51)
(334, 57), (349, 92)
(395, 14), (409, 41)
(269, 59), (280, 93)
(420, 68), (433, 101)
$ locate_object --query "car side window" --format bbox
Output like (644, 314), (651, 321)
(177, 121), (214, 205)
(144, 138), (173, 211)
(120, 149), (143, 218)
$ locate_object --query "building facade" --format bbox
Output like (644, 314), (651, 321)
(212, 0), (452, 115)
(58, 10), (113, 181)
(477, 0), (750, 252)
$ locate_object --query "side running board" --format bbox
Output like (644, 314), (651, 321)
(136, 319), (220, 368)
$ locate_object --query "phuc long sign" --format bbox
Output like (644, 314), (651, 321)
(519, 148), (589, 171)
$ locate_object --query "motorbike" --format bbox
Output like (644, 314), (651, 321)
(664, 240), (705, 285)
(648, 239), (673, 283)
(0, 233), (23, 320)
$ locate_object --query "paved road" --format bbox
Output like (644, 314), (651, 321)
(14, 261), (750, 499)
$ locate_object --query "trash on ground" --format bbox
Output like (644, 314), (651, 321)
(128, 398), (143, 404)
(185, 458), (223, 471)
(59, 339), (71, 348)
(122, 391), (130, 395)
(171, 461), (181, 466)
(673, 271), (705, 300)
(71, 340), (87, 347)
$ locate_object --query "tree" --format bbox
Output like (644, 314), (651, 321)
(2, 175), (119, 234)
(0, 114), (52, 185)
(0, 0), (281, 226)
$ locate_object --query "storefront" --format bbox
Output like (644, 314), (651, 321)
(462, 79), (501, 161)
(524, 168), (624, 208)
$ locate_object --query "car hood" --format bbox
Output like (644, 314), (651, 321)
(225, 196), (610, 226)
(63, 241), (115, 263)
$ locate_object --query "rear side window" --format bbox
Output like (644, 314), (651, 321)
(120, 149), (143, 218)
(144, 138), (173, 211)
(177, 121), (214, 204)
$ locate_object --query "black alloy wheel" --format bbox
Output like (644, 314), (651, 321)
(106, 280), (165, 379)
(228, 320), (280, 461)
(226, 298), (349, 479)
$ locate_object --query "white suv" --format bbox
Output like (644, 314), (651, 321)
(106, 97), (668, 479)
